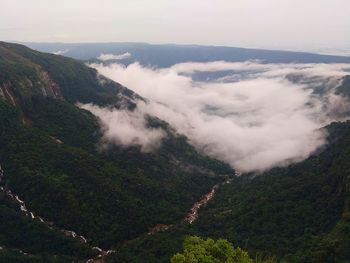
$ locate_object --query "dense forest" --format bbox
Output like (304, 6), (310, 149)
(1, 42), (350, 262)
(0, 42), (232, 261)
(103, 120), (350, 263)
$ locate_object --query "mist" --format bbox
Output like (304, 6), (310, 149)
(53, 49), (69, 55)
(79, 103), (165, 152)
(97, 52), (132, 61)
(82, 61), (350, 172)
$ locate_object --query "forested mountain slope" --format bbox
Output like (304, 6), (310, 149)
(106, 120), (350, 263)
(195, 120), (350, 262)
(0, 42), (232, 262)
(1, 41), (350, 263)
(0, 41), (138, 107)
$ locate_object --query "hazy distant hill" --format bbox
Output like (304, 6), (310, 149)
(23, 42), (350, 67)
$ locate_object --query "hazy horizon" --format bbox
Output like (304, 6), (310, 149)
(1, 0), (350, 55)
(4, 41), (349, 58)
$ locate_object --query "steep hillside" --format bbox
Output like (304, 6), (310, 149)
(0, 42), (233, 262)
(0, 41), (138, 109)
(2, 42), (349, 263)
(106, 121), (350, 263)
(193, 121), (350, 262)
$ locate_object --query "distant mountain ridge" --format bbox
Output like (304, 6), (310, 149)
(22, 42), (350, 67)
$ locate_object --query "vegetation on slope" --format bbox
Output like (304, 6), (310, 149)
(193, 121), (349, 262)
(171, 236), (276, 263)
(0, 41), (137, 107)
(0, 42), (233, 261)
(105, 121), (350, 263)
(1, 41), (349, 262)
(0, 192), (96, 262)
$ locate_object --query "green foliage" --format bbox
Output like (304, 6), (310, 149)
(0, 194), (95, 261)
(105, 227), (194, 263)
(194, 169), (343, 257)
(193, 121), (350, 261)
(285, 216), (350, 263)
(2, 41), (349, 263)
(0, 42), (233, 261)
(0, 41), (136, 106)
(23, 96), (100, 151)
(0, 96), (231, 250)
(0, 250), (73, 263)
(107, 122), (350, 263)
(171, 236), (257, 263)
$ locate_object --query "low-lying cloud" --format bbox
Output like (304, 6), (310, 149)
(53, 49), (69, 55)
(84, 61), (350, 172)
(79, 103), (165, 152)
(97, 52), (131, 61)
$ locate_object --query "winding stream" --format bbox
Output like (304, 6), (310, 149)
(184, 171), (240, 224)
(0, 164), (114, 262)
(1, 163), (239, 263)
(148, 171), (238, 235)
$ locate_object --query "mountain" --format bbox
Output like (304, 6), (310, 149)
(0, 41), (138, 108)
(0, 42), (232, 262)
(22, 42), (350, 67)
(105, 122), (350, 263)
(1, 41), (350, 263)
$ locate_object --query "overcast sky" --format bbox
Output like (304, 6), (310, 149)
(1, 0), (349, 53)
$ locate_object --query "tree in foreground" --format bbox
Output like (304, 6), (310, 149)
(171, 236), (254, 263)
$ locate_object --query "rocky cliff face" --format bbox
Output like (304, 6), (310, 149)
(0, 41), (137, 110)
(0, 69), (64, 106)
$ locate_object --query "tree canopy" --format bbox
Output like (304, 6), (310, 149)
(171, 236), (268, 263)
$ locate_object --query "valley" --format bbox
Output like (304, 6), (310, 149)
(0, 41), (350, 263)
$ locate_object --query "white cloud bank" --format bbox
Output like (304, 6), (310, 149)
(53, 49), (69, 55)
(97, 52), (131, 61)
(79, 104), (165, 152)
(83, 61), (350, 172)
